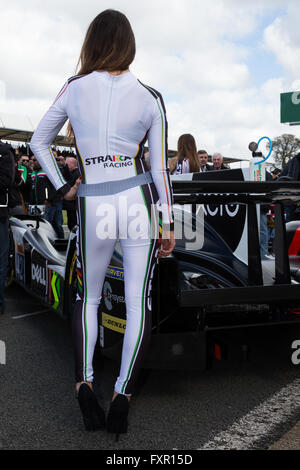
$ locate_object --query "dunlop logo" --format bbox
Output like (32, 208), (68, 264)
(102, 313), (126, 334)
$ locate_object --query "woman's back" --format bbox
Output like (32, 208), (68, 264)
(30, 69), (172, 226)
(49, 71), (160, 184)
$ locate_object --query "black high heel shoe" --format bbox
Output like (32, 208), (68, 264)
(106, 394), (130, 441)
(76, 383), (106, 431)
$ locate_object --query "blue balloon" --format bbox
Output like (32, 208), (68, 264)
(254, 136), (272, 165)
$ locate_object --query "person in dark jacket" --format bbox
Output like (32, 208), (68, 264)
(197, 150), (213, 172)
(6, 152), (28, 216)
(44, 150), (69, 238)
(30, 157), (56, 205)
(18, 155), (32, 204)
(211, 153), (229, 170)
(64, 157), (80, 230)
(52, 151), (71, 180)
(279, 153), (300, 221)
(0, 141), (15, 314)
(280, 153), (300, 180)
(31, 157), (64, 237)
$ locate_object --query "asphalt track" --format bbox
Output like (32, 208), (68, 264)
(0, 283), (300, 450)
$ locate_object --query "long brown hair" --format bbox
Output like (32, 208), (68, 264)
(66, 9), (136, 141)
(170, 134), (200, 173)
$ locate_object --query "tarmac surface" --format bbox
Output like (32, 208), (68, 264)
(0, 283), (300, 451)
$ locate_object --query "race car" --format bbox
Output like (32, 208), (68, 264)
(7, 167), (300, 370)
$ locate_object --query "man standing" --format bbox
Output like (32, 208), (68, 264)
(52, 150), (71, 181)
(18, 155), (32, 204)
(197, 150), (212, 172)
(43, 150), (68, 238)
(0, 141), (15, 314)
(212, 153), (228, 170)
(64, 157), (80, 230)
(30, 156), (55, 205)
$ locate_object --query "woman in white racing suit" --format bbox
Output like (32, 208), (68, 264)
(30, 10), (175, 437)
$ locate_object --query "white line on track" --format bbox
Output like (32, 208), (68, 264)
(198, 377), (300, 450)
(12, 309), (50, 320)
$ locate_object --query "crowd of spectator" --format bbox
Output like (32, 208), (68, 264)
(9, 146), (78, 239)
(14, 144), (75, 161)
(168, 133), (230, 175)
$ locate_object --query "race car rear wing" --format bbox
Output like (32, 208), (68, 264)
(172, 180), (300, 204)
(172, 180), (300, 293)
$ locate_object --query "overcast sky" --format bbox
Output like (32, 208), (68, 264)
(1, 0), (300, 159)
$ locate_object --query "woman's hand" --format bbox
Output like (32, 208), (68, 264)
(158, 230), (175, 258)
(64, 177), (81, 200)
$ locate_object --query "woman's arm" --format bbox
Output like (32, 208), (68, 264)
(30, 82), (71, 196)
(147, 91), (174, 232)
(147, 90), (175, 257)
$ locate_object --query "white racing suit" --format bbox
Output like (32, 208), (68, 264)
(30, 70), (174, 395)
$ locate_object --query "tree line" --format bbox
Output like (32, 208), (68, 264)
(267, 133), (300, 168)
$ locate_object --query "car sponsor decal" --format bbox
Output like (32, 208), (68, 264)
(102, 313), (126, 334)
(48, 269), (62, 311)
(103, 280), (125, 311)
(31, 251), (48, 300)
(16, 253), (25, 284)
(105, 265), (124, 281)
(103, 281), (113, 310)
(15, 242), (25, 284)
(11, 229), (26, 284)
(77, 269), (83, 297)
(69, 251), (77, 285)
(51, 273), (59, 309)
(32, 264), (47, 286)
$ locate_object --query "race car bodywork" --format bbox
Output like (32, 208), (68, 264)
(7, 168), (300, 370)
(8, 214), (74, 315)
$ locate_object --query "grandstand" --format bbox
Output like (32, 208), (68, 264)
(0, 112), (72, 150)
(0, 112), (247, 164)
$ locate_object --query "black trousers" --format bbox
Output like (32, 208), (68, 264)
(67, 209), (77, 231)
(0, 218), (9, 310)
